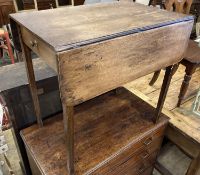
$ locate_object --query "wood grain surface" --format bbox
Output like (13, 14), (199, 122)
(58, 21), (193, 105)
(21, 88), (168, 175)
(10, 1), (193, 52)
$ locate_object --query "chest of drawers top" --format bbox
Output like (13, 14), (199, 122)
(10, 1), (192, 52)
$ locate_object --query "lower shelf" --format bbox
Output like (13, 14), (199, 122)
(21, 87), (169, 175)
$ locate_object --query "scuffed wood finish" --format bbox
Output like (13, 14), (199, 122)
(63, 105), (75, 174)
(10, 1), (193, 53)
(21, 88), (168, 175)
(154, 65), (178, 123)
(10, 2), (194, 73)
(10, 2), (194, 174)
(21, 27), (57, 71)
(21, 40), (43, 127)
(58, 21), (193, 105)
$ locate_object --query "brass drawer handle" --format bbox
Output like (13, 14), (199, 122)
(140, 151), (150, 159)
(143, 137), (153, 146)
(30, 40), (38, 48)
(139, 163), (146, 173)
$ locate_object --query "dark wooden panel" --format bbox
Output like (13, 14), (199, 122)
(22, 0), (70, 10)
(22, 0), (57, 10)
(190, 0), (200, 16)
(0, 0), (15, 26)
(21, 88), (168, 175)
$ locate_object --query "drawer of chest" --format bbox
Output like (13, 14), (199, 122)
(21, 27), (57, 71)
(106, 151), (157, 175)
(91, 125), (166, 174)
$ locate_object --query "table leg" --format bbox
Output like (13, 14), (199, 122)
(63, 105), (74, 175)
(177, 64), (196, 107)
(149, 70), (161, 86)
(154, 64), (178, 123)
(186, 153), (200, 175)
(22, 43), (43, 127)
(17, 24), (43, 127)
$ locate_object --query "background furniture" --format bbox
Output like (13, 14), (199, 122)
(13, 0), (38, 11)
(0, 0), (15, 27)
(20, 0), (72, 9)
(177, 40), (200, 106)
(190, 0), (200, 21)
(149, 0), (200, 107)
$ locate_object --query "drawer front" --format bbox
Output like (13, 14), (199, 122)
(91, 124), (166, 174)
(21, 27), (57, 71)
(107, 151), (157, 175)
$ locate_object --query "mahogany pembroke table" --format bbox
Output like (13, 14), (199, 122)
(10, 2), (193, 175)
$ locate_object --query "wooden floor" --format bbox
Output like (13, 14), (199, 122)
(126, 65), (200, 111)
(126, 65), (200, 146)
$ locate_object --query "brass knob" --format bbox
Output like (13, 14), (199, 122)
(30, 40), (38, 48)
(140, 151), (150, 159)
(143, 137), (153, 146)
(139, 164), (145, 173)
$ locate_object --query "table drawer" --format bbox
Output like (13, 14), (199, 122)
(90, 124), (166, 174)
(21, 27), (57, 71)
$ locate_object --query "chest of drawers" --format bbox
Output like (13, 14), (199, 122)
(21, 88), (168, 175)
(10, 2), (193, 175)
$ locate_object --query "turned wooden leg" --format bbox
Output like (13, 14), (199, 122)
(149, 70), (161, 86)
(177, 64), (197, 107)
(186, 153), (200, 175)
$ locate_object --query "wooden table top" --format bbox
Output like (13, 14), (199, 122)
(10, 1), (193, 52)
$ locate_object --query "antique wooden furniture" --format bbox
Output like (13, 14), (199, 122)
(13, 0), (38, 12)
(127, 88), (200, 175)
(149, 0), (200, 107)
(22, 0), (58, 10)
(10, 2), (193, 174)
(21, 0), (72, 9)
(177, 41), (200, 106)
(190, 0), (200, 20)
(0, 0), (15, 27)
